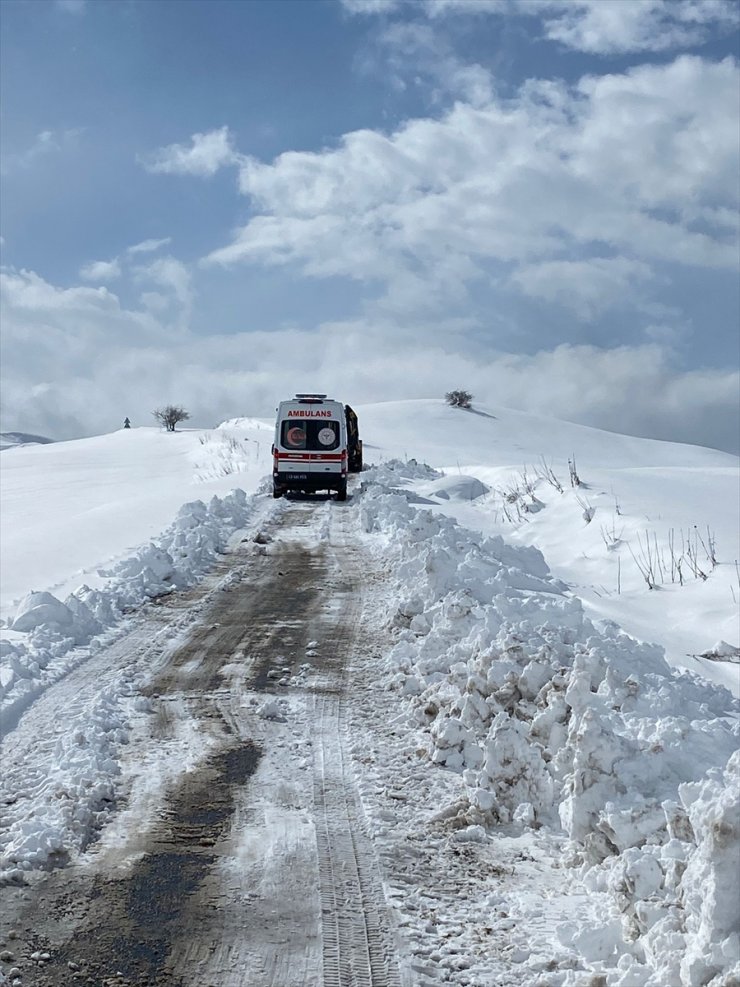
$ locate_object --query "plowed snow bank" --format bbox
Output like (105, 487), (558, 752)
(360, 461), (739, 987)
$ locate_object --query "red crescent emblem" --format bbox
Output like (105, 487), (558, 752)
(287, 426), (305, 447)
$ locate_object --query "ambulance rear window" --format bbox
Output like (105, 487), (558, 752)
(281, 419), (340, 451)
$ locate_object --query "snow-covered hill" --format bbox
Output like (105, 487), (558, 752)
(0, 431), (54, 451)
(0, 401), (738, 986)
(0, 424), (270, 620)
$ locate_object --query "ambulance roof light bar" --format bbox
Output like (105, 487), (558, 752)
(295, 393), (328, 403)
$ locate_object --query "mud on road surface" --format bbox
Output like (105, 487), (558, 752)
(0, 500), (403, 987)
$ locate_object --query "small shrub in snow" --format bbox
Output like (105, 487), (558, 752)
(445, 390), (473, 409)
(535, 457), (564, 494)
(496, 470), (546, 524)
(628, 526), (720, 590)
(194, 431), (255, 480)
(600, 519), (623, 551)
(576, 495), (595, 524)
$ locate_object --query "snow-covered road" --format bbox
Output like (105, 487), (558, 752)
(1, 495), (406, 986)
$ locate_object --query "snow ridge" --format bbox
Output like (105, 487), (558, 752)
(360, 461), (739, 987)
(0, 432), (54, 451)
(0, 489), (263, 736)
(0, 486), (277, 885)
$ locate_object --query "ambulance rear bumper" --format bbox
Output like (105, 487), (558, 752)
(273, 469), (345, 492)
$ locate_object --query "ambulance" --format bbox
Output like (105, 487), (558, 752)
(272, 394), (362, 500)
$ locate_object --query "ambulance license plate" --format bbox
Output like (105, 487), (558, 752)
(286, 472), (308, 480)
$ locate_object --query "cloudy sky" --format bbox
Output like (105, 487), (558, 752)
(1, 0), (738, 452)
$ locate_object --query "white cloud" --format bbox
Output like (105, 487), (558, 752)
(374, 22), (494, 107)
(341, 0), (401, 12)
(126, 237), (172, 256)
(1, 269), (121, 317)
(78, 241), (172, 285)
(133, 257), (193, 324)
(1, 269), (737, 453)
(344, 0), (739, 53)
(644, 321), (691, 347)
(1, 129), (83, 173)
(32, 131), (58, 155)
(142, 126), (238, 177)
(343, 0), (507, 14)
(572, 57), (739, 213)
(202, 55), (738, 325)
(79, 259), (122, 282)
(511, 258), (654, 320)
(486, 343), (740, 454)
(531, 0), (740, 55)
(0, 270), (168, 424)
(139, 291), (170, 313)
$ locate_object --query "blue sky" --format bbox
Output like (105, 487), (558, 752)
(1, 0), (739, 452)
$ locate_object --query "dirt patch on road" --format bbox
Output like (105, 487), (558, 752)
(144, 541), (326, 698)
(24, 742), (261, 987)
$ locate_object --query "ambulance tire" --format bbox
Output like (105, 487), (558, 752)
(273, 486), (284, 499)
(335, 481), (347, 502)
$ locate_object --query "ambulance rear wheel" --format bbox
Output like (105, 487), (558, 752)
(273, 486), (284, 499)
(335, 481), (347, 502)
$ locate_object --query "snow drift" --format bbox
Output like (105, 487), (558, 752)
(360, 461), (739, 987)
(1, 489), (263, 737)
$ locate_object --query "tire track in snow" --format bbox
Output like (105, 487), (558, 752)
(314, 691), (402, 987)
(312, 504), (403, 987)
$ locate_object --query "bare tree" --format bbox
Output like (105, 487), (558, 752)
(153, 405), (191, 432)
(445, 390), (473, 409)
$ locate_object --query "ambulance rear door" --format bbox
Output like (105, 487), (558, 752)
(275, 400), (347, 481)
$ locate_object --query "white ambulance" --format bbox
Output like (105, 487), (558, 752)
(272, 394), (358, 501)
